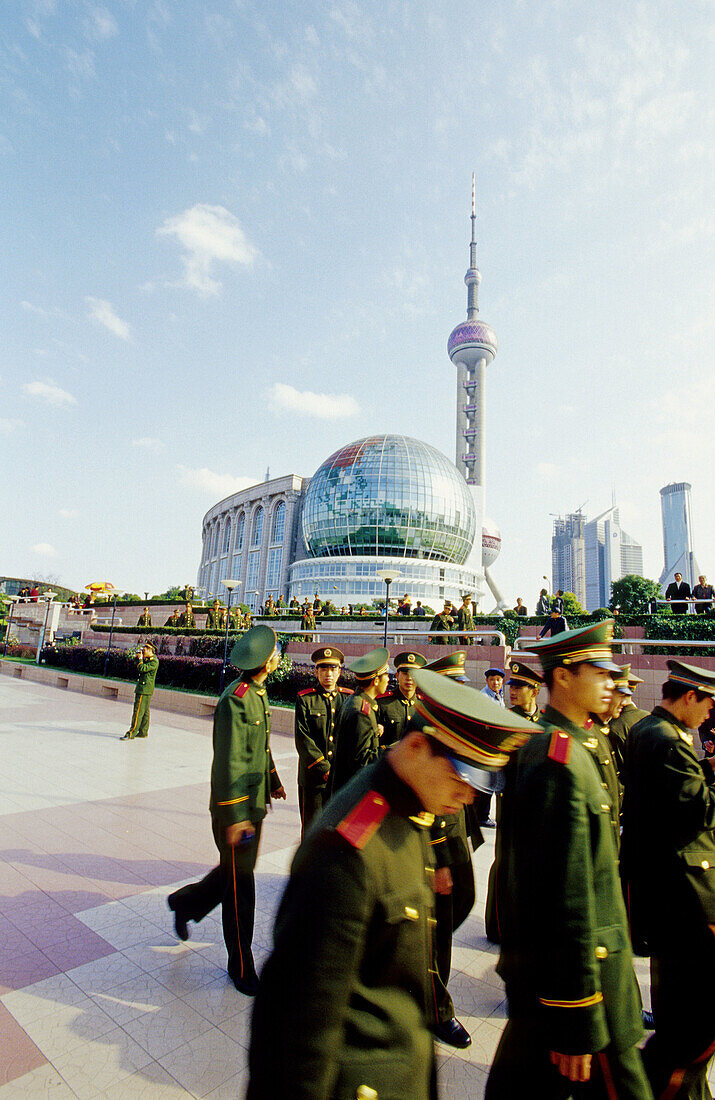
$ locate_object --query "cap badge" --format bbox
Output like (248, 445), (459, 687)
(408, 654), (415, 663)
(325, 649), (332, 657)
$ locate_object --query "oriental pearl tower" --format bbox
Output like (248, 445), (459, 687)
(447, 175), (507, 611)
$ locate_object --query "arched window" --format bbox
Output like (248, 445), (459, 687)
(271, 501), (286, 544)
(223, 517), (232, 555)
(235, 512), (246, 553)
(252, 507), (264, 547)
(212, 524), (220, 557)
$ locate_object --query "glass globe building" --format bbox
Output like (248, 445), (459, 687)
(289, 435), (483, 606)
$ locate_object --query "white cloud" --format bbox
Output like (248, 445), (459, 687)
(31, 543), (57, 557)
(23, 381), (77, 407)
(132, 436), (164, 452)
(269, 383), (359, 420)
(0, 418), (23, 434)
(86, 297), (131, 340)
(64, 48), (96, 81)
(89, 7), (118, 39)
(157, 204), (259, 296)
(59, 509), (78, 518)
(177, 465), (257, 498)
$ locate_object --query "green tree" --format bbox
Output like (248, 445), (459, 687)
(157, 585), (184, 600)
(562, 591), (585, 616)
(609, 575), (661, 616)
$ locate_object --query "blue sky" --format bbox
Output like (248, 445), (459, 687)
(1, 0), (712, 603)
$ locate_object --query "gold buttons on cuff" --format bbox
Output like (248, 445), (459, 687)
(595, 946), (608, 959)
(404, 906), (419, 921)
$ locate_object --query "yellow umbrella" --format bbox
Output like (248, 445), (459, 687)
(85, 582), (118, 593)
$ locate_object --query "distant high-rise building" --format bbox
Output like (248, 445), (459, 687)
(551, 513), (586, 608)
(584, 506), (644, 611)
(659, 482), (699, 589)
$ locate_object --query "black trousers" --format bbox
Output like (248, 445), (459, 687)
(168, 819), (262, 983)
(485, 1014), (652, 1099)
(642, 925), (715, 1100)
(431, 858), (475, 1023)
(298, 783), (327, 840)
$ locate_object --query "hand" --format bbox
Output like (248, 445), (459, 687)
(377, 723), (384, 738)
(704, 740), (715, 755)
(434, 866), (453, 895)
(225, 821), (255, 847)
(272, 785), (287, 800)
(549, 1051), (592, 1083)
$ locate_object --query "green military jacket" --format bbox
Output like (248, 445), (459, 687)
(377, 688), (416, 749)
(429, 805), (483, 870)
(607, 703), (650, 785)
(248, 756), (437, 1100)
(295, 685), (353, 787)
(209, 677), (282, 828)
(456, 605), (474, 633)
(137, 611), (152, 627)
(429, 612), (454, 643)
(621, 706), (715, 954)
(510, 704), (542, 723)
(179, 608), (195, 629)
(495, 707), (644, 1056)
(135, 657), (159, 696)
(330, 690), (381, 794)
(206, 607), (225, 630)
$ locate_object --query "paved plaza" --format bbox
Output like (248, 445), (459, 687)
(0, 673), (667, 1098)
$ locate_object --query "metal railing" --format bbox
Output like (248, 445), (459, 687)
(278, 628), (507, 647)
(513, 637), (715, 656)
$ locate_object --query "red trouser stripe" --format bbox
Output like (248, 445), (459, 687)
(231, 847), (244, 979)
(597, 1052), (618, 1100)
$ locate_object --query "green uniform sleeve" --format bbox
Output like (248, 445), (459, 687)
(268, 749), (282, 795)
(525, 762), (610, 1054)
(248, 834), (369, 1098)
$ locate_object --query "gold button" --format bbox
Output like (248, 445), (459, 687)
(440, 820), (446, 827)
(329, 735), (333, 742)
(595, 946), (608, 959)
(357, 1087), (378, 1100)
(701, 860), (710, 870)
(404, 906), (419, 921)
(601, 804), (609, 812)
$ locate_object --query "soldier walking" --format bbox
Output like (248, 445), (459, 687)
(621, 660), (715, 1100)
(486, 621), (653, 1098)
(167, 626), (285, 994)
(330, 648), (389, 794)
(377, 650), (427, 749)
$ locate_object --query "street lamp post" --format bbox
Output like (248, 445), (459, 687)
(36, 590), (58, 664)
(376, 569), (402, 649)
(103, 587), (123, 677)
(220, 579), (241, 692)
(2, 596), (18, 657)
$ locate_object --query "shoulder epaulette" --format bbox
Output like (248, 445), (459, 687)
(547, 729), (571, 765)
(339, 686), (354, 695)
(360, 700), (372, 717)
(234, 681), (249, 698)
(377, 692), (395, 702)
(297, 687), (316, 697)
(584, 717), (593, 730)
(336, 791), (390, 849)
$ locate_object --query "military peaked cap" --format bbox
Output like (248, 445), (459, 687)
(612, 663), (634, 695)
(349, 648), (390, 680)
(507, 660), (544, 689)
(666, 659), (715, 697)
(393, 651), (427, 671)
(230, 625), (277, 672)
(311, 646), (344, 667)
(523, 619), (621, 674)
(143, 642), (157, 655)
(424, 651), (469, 682)
(413, 668), (535, 774)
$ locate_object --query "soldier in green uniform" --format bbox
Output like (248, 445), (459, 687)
(330, 648), (390, 794)
(164, 609), (180, 628)
(429, 600), (455, 644)
(295, 647), (353, 837)
(137, 606), (152, 628)
(178, 602), (195, 629)
(507, 660), (544, 721)
(167, 626), (286, 994)
(377, 650), (427, 749)
(120, 644), (159, 740)
(607, 665), (649, 786)
(457, 593), (475, 645)
(301, 603), (316, 642)
(486, 621), (653, 1099)
(247, 668), (534, 1100)
(228, 604), (242, 631)
(206, 599), (225, 631)
(621, 660), (715, 1100)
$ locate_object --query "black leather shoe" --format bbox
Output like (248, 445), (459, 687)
(119, 734), (132, 740)
(231, 972), (260, 996)
(433, 1018), (472, 1048)
(642, 1009), (655, 1030)
(480, 818), (497, 828)
(167, 897), (189, 941)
